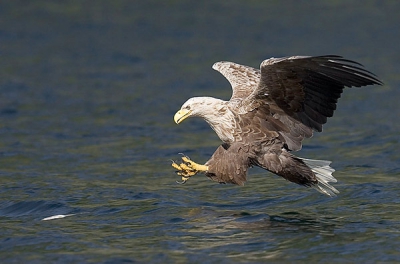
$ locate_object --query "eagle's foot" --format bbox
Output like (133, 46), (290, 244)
(171, 155), (208, 184)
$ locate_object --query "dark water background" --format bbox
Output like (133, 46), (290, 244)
(0, 1), (399, 263)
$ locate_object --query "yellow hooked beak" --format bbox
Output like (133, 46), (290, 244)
(174, 109), (191, 124)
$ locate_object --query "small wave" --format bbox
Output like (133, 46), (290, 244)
(0, 200), (75, 220)
(41, 214), (76, 221)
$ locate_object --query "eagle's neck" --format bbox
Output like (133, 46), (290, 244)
(199, 98), (236, 143)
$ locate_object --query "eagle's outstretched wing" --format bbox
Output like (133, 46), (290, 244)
(212, 61), (260, 103)
(214, 55), (382, 151)
(252, 55), (382, 132)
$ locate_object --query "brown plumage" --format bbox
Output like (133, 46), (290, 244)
(173, 55), (382, 196)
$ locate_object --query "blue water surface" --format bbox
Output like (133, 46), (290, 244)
(0, 1), (399, 263)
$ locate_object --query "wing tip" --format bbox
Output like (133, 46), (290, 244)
(212, 61), (230, 71)
(212, 61), (221, 70)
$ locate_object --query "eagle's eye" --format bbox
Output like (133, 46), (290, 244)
(184, 105), (191, 110)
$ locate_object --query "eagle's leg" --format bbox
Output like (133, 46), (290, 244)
(172, 156), (208, 183)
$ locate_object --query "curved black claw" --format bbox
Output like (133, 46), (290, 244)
(178, 153), (190, 160)
(176, 179), (188, 184)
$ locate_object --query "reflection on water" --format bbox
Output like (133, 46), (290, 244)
(0, 0), (399, 263)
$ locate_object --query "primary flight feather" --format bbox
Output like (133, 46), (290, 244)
(172, 55), (382, 196)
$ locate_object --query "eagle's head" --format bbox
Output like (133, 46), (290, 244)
(174, 97), (235, 143)
(174, 97), (226, 124)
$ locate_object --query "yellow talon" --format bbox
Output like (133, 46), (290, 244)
(171, 155), (209, 184)
(181, 156), (191, 163)
(180, 163), (193, 171)
(171, 161), (181, 170)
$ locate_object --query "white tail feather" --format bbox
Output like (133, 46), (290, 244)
(301, 158), (339, 197)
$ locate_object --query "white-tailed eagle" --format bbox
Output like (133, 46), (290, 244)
(172, 55), (382, 196)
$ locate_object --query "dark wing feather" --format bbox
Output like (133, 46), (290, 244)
(253, 55), (382, 132)
(212, 61), (260, 102)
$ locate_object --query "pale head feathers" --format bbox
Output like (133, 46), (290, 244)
(178, 97), (236, 143)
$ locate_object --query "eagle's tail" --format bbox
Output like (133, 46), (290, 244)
(301, 158), (339, 197)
